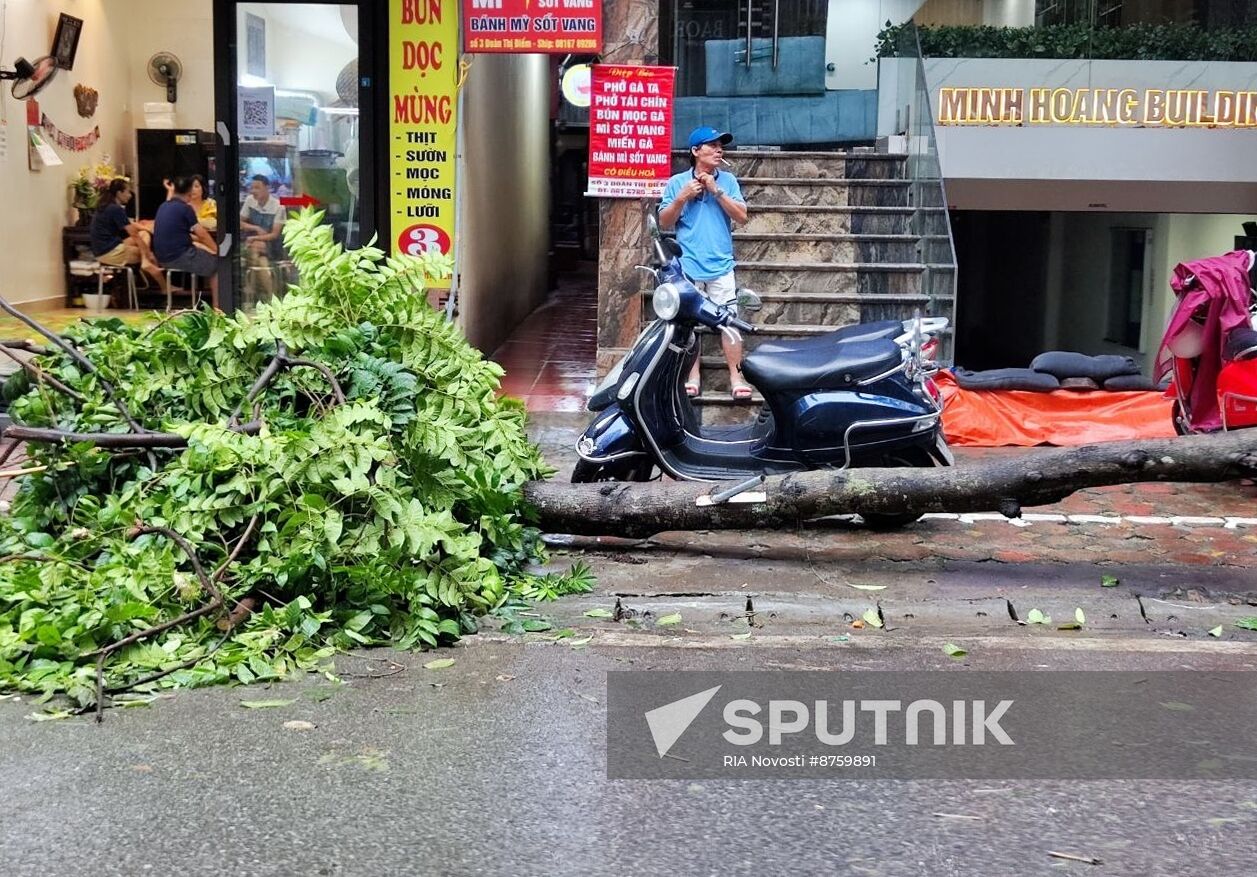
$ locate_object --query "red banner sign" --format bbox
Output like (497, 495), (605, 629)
(586, 65), (676, 199)
(462, 0), (602, 54)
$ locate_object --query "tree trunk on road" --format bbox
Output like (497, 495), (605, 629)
(523, 431), (1257, 538)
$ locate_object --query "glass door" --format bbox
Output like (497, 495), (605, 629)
(213, 0), (376, 312)
(660, 0), (831, 148)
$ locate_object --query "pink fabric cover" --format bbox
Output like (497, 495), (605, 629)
(1156, 250), (1254, 432)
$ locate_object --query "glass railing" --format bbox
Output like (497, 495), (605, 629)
(893, 23), (959, 365)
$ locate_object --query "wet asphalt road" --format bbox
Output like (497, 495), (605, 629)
(4, 637), (1257, 877)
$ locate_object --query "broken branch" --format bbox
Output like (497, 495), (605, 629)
(523, 430), (1257, 538)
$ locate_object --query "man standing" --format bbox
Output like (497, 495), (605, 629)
(152, 177), (219, 308)
(659, 126), (750, 399)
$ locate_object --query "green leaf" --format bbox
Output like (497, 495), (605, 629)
(730, 632), (752, 640)
(848, 583), (887, 592)
(943, 643), (967, 658)
(1159, 701), (1195, 712)
(1075, 607), (1086, 625)
(1235, 617), (1257, 631)
(1026, 609), (1050, 625)
(423, 658), (455, 670)
(1209, 625), (1223, 638)
(240, 699), (295, 709)
(1101, 575), (1120, 588)
(583, 608), (614, 618)
(861, 608), (883, 629)
(656, 613), (683, 626)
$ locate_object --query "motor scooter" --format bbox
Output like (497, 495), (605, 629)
(1162, 255), (1257, 434)
(572, 216), (953, 527)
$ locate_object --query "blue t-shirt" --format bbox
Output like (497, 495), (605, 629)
(659, 168), (745, 281)
(152, 199), (198, 264)
(89, 203), (131, 257)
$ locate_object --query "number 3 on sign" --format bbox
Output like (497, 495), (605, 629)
(399, 224), (451, 256)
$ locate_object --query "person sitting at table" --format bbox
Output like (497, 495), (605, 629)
(240, 174), (287, 298)
(90, 178), (166, 294)
(164, 174), (218, 253)
(153, 176), (219, 308)
(241, 175), (286, 257)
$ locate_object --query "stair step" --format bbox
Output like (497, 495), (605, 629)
(753, 205), (915, 213)
(740, 179), (909, 208)
(733, 232), (917, 241)
(673, 150), (907, 181)
(743, 205), (927, 235)
(739, 177), (908, 186)
(734, 232), (922, 262)
(739, 261), (925, 272)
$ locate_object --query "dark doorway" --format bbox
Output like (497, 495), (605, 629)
(952, 210), (1052, 370)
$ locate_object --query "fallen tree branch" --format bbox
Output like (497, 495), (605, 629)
(0, 345), (85, 402)
(0, 294), (145, 432)
(1, 340), (50, 355)
(4, 419), (262, 449)
(231, 342), (288, 423)
(285, 358), (346, 405)
(523, 431), (1257, 538)
(90, 526), (226, 722)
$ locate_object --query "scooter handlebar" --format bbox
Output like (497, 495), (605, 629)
(727, 316), (756, 334)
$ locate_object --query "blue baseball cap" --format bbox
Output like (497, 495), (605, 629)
(688, 126), (733, 149)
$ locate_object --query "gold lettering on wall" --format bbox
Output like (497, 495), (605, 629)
(936, 86), (1257, 127)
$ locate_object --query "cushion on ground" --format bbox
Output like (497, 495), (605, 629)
(1103, 374), (1162, 391)
(1030, 351), (1141, 381)
(952, 367), (1061, 392)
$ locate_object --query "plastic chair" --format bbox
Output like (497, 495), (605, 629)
(164, 269), (202, 312)
(94, 264), (137, 310)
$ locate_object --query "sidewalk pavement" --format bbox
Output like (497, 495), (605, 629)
(529, 412), (1257, 572)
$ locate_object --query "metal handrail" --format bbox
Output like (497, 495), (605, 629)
(894, 22), (961, 365)
(741, 0), (781, 70)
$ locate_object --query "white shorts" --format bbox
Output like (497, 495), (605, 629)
(695, 271), (736, 309)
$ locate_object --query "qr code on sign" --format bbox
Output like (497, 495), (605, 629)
(241, 99), (271, 132)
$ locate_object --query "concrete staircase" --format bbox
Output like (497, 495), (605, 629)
(663, 150), (955, 409)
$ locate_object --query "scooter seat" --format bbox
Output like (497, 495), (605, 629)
(1225, 326), (1257, 362)
(752, 320), (903, 354)
(742, 336), (903, 393)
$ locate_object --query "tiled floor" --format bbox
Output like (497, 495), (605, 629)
(491, 262), (598, 412)
(0, 307), (154, 338)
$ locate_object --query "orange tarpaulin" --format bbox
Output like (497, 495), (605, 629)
(936, 370), (1176, 447)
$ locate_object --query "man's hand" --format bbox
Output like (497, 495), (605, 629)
(683, 178), (705, 201)
(695, 172), (720, 194)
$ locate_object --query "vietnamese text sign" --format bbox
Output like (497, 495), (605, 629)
(586, 65), (676, 199)
(390, 0), (458, 262)
(938, 86), (1257, 127)
(463, 0), (602, 54)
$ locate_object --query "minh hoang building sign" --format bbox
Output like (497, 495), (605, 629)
(937, 86), (1257, 127)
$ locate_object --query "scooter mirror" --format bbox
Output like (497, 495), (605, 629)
(736, 288), (762, 313)
(646, 212), (661, 240)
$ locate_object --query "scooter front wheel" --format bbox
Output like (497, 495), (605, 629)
(571, 458), (656, 483)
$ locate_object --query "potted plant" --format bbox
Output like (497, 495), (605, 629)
(68, 158), (124, 227)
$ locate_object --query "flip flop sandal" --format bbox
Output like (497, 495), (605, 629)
(684, 381), (701, 397)
(731, 383), (753, 400)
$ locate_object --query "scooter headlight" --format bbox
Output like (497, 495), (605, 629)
(653, 282), (681, 320)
